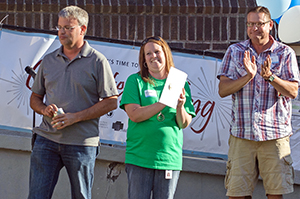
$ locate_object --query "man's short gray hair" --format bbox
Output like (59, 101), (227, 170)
(58, 6), (89, 29)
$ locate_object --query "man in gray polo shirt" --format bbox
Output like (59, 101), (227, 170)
(28, 6), (118, 199)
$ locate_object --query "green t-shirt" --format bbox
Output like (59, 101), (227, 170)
(120, 73), (196, 170)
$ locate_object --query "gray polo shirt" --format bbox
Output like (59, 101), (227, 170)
(31, 41), (118, 146)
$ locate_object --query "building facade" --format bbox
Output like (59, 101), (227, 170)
(0, 0), (260, 55)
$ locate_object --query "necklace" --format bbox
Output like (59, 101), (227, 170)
(157, 111), (165, 122)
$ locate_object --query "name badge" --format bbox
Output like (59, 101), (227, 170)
(145, 90), (157, 98)
(165, 170), (172, 179)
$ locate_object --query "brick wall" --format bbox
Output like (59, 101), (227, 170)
(0, 0), (258, 53)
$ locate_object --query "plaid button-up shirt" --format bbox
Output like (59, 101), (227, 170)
(218, 36), (300, 141)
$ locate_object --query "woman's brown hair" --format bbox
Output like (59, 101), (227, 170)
(138, 36), (174, 83)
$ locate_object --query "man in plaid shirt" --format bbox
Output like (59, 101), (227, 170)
(218, 6), (300, 199)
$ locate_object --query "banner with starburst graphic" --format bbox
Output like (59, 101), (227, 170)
(1, 28), (300, 172)
(0, 29), (59, 131)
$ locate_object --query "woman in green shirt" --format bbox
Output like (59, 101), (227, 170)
(120, 36), (195, 199)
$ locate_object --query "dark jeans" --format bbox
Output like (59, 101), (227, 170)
(28, 135), (98, 199)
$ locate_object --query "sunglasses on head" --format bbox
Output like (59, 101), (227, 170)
(141, 36), (161, 46)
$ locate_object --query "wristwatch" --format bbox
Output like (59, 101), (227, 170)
(266, 74), (275, 82)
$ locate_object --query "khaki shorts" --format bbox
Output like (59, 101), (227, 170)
(225, 135), (294, 197)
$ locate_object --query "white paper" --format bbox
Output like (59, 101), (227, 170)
(159, 67), (187, 109)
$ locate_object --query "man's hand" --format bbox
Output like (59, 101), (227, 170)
(243, 50), (257, 79)
(218, 51), (258, 98)
(261, 55), (272, 80)
(40, 104), (58, 118)
(51, 112), (77, 129)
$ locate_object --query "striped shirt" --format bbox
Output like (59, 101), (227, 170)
(217, 36), (300, 141)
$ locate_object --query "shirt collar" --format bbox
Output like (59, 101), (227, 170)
(56, 41), (93, 58)
(246, 35), (277, 53)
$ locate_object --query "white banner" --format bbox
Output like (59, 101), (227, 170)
(1, 29), (300, 171)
